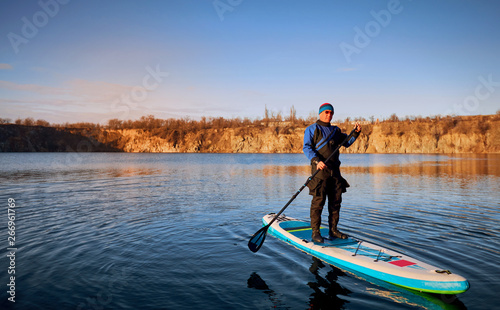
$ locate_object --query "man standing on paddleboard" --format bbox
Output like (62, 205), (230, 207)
(303, 103), (361, 243)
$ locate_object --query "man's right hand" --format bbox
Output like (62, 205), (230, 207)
(317, 161), (326, 170)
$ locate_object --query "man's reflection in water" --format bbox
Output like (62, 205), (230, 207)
(307, 257), (351, 309)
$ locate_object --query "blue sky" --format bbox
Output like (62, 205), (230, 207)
(1, 0), (499, 124)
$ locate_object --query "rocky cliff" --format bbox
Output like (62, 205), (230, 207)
(0, 124), (120, 152)
(1, 115), (499, 153)
(345, 116), (500, 153)
(87, 127), (305, 153)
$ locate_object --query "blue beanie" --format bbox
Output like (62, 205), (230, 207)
(319, 103), (334, 114)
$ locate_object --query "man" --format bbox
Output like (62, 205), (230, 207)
(303, 103), (361, 243)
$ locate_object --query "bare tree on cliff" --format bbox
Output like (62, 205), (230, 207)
(287, 105), (297, 125)
(264, 105), (270, 127)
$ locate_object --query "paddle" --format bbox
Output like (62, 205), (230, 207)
(248, 128), (357, 253)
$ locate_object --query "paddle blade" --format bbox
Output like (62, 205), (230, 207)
(248, 226), (269, 253)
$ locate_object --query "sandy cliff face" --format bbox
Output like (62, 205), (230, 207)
(98, 121), (499, 154)
(105, 127), (304, 153)
(351, 122), (500, 154)
(118, 129), (178, 152)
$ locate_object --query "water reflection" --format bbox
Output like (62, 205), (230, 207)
(309, 257), (467, 310)
(307, 257), (351, 309)
(256, 154), (500, 178)
(247, 264), (351, 310)
(248, 256), (468, 310)
(259, 165), (310, 177)
(342, 157), (500, 177)
(105, 167), (162, 178)
(348, 261), (468, 310)
(1, 166), (163, 184)
(247, 272), (287, 309)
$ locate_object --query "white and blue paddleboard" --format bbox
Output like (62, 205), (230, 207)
(263, 213), (469, 295)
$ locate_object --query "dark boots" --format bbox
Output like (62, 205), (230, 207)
(329, 230), (348, 239)
(310, 208), (324, 243)
(328, 205), (348, 239)
(312, 229), (324, 243)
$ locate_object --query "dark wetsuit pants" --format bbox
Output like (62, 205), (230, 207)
(310, 175), (344, 234)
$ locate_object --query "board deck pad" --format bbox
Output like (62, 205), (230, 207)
(264, 213), (469, 295)
(282, 222), (406, 263)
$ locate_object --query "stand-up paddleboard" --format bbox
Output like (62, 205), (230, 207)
(263, 213), (469, 294)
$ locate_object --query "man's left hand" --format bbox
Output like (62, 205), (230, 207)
(354, 122), (362, 133)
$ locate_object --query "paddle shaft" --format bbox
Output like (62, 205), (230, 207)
(262, 128), (357, 229)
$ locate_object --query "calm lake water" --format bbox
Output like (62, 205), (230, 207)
(0, 153), (499, 310)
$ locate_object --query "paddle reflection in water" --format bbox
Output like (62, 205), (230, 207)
(247, 272), (287, 309)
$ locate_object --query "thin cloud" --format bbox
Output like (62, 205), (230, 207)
(337, 67), (358, 72)
(0, 79), (135, 102)
(67, 79), (134, 102)
(0, 80), (68, 95)
(0, 63), (13, 70)
(0, 78), (153, 123)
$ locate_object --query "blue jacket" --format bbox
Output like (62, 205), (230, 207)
(303, 120), (358, 169)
